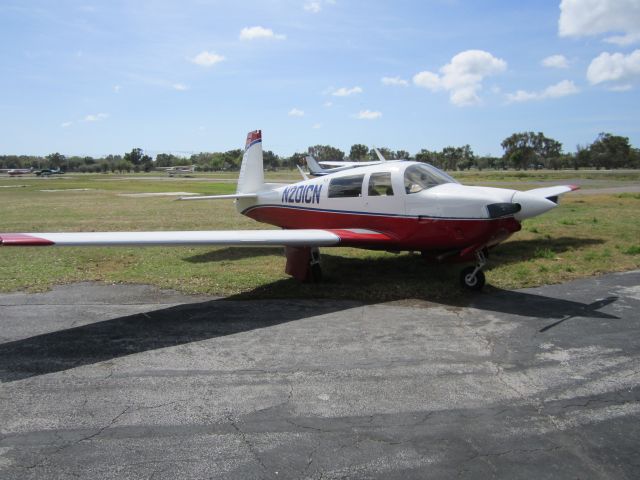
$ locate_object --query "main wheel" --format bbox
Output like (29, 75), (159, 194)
(309, 263), (323, 283)
(460, 266), (486, 291)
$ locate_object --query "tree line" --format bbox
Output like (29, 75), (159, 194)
(1, 132), (638, 173)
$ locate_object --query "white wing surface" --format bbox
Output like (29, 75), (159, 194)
(1, 228), (394, 248)
(0, 230), (341, 247)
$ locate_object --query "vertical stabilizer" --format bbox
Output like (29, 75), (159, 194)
(237, 130), (264, 194)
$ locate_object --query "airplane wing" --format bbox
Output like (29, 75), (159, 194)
(0, 228), (393, 248)
(318, 161), (382, 167)
(524, 185), (579, 202)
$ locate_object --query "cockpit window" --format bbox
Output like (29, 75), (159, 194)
(404, 164), (457, 194)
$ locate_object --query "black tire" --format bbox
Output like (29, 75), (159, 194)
(310, 263), (323, 283)
(460, 266), (486, 291)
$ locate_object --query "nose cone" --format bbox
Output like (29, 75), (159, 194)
(513, 191), (557, 220)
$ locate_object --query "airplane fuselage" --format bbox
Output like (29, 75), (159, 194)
(236, 161), (531, 257)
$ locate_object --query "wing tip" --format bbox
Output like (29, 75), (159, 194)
(0, 233), (55, 246)
(569, 184), (580, 191)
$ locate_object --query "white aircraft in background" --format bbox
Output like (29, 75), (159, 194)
(1, 168), (33, 176)
(0, 130), (578, 290)
(155, 165), (197, 176)
(305, 148), (386, 176)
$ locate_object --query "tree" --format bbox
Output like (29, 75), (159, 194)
(501, 132), (562, 170)
(308, 145), (345, 162)
(46, 152), (66, 169)
(349, 144), (369, 161)
(589, 132), (631, 169)
(441, 146), (461, 171)
(155, 153), (181, 167)
(370, 147), (394, 160)
(284, 152), (307, 170)
(124, 148), (153, 172)
(457, 145), (475, 170)
(395, 150), (410, 160)
(415, 149), (440, 167)
(263, 150), (280, 171)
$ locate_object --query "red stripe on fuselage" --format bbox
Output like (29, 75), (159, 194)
(243, 205), (521, 251)
(0, 234), (55, 246)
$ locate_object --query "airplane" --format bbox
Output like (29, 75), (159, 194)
(156, 165), (197, 177)
(306, 149), (386, 176)
(1, 167), (33, 176)
(35, 168), (65, 176)
(0, 130), (578, 290)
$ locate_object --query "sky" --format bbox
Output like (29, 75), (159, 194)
(1, 0), (639, 158)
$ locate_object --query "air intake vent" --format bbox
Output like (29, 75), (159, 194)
(487, 203), (521, 218)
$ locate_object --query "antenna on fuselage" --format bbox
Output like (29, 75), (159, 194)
(373, 148), (387, 162)
(296, 164), (309, 181)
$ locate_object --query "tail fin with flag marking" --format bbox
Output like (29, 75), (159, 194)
(237, 130), (264, 194)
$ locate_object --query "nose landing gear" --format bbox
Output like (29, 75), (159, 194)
(460, 249), (487, 291)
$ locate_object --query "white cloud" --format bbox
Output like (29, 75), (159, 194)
(113, 85), (121, 93)
(172, 83), (189, 91)
(304, 0), (335, 13)
(323, 101), (333, 107)
(587, 49), (640, 87)
(304, 1), (322, 13)
(84, 113), (108, 122)
(559, 0), (640, 45)
(332, 86), (363, 96)
(413, 49), (507, 106)
(312, 123), (322, 129)
(288, 108), (305, 116)
(506, 80), (580, 103)
(239, 26), (286, 41)
(354, 110), (382, 120)
(542, 54), (569, 69)
(60, 121), (73, 128)
(190, 51), (225, 67)
(381, 76), (409, 87)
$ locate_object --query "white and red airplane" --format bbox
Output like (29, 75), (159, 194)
(1, 167), (33, 176)
(0, 130), (578, 290)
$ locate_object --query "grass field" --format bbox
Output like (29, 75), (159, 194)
(1, 171), (639, 301)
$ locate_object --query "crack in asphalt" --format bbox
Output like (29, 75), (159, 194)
(226, 414), (270, 477)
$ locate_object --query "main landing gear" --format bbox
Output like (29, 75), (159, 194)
(285, 246), (322, 282)
(460, 249), (487, 291)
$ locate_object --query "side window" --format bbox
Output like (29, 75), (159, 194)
(368, 172), (394, 196)
(328, 174), (364, 198)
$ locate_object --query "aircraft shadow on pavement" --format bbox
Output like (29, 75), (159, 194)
(0, 295), (359, 383)
(470, 291), (619, 327)
(0, 286), (619, 383)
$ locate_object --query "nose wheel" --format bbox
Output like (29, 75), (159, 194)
(460, 250), (487, 291)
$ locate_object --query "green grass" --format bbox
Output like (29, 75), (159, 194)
(1, 171), (640, 300)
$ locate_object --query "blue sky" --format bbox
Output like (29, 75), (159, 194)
(1, 0), (639, 157)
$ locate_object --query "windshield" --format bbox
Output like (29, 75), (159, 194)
(404, 164), (458, 194)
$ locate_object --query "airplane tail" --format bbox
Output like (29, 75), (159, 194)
(305, 155), (326, 176)
(237, 130), (265, 194)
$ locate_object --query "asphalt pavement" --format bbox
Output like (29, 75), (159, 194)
(1, 271), (639, 479)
